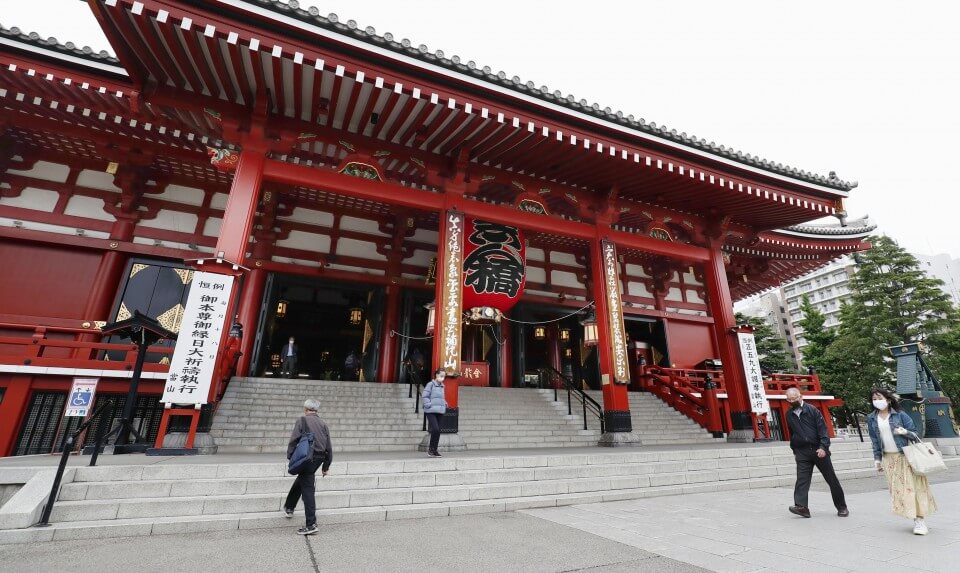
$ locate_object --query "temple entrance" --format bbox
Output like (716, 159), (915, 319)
(624, 317), (670, 391)
(512, 303), (600, 390)
(395, 289), (434, 385)
(251, 273), (384, 381)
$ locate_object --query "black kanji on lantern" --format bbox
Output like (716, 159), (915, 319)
(464, 221), (524, 297)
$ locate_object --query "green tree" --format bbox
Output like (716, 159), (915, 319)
(846, 236), (958, 347)
(817, 302), (889, 415)
(735, 312), (792, 373)
(817, 236), (959, 419)
(797, 294), (835, 372)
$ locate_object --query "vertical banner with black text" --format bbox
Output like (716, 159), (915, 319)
(162, 272), (235, 404)
(737, 332), (770, 414)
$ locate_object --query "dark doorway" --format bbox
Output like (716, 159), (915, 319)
(512, 303), (599, 390)
(396, 289), (434, 385)
(254, 274), (384, 381)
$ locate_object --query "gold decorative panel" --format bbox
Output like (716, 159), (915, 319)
(174, 269), (194, 285)
(129, 263), (148, 278)
(156, 304), (186, 333)
(116, 302), (132, 322)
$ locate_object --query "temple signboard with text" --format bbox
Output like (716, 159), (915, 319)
(162, 272), (234, 405)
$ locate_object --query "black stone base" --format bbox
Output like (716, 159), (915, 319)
(111, 443), (151, 454)
(604, 410), (633, 433)
(146, 447), (199, 456)
(440, 407), (459, 433)
(728, 410), (757, 443)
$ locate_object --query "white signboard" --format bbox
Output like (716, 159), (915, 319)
(162, 271), (235, 405)
(737, 332), (770, 414)
(64, 378), (98, 417)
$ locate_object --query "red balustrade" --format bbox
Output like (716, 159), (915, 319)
(0, 323), (173, 372)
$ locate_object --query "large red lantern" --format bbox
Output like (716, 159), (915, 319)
(461, 219), (525, 313)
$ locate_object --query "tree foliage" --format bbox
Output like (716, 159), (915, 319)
(734, 312), (792, 373)
(815, 236), (960, 418)
(797, 294), (835, 372)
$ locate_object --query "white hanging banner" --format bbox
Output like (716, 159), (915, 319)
(737, 332), (770, 414)
(162, 271), (234, 405)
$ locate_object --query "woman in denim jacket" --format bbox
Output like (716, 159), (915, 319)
(866, 388), (937, 535)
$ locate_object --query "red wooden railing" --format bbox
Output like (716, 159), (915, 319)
(0, 323), (173, 372)
(639, 365), (829, 438)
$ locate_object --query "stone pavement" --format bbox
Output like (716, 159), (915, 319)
(524, 467), (960, 573)
(0, 511), (706, 573)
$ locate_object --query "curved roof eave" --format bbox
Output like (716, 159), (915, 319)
(219, 0), (857, 195)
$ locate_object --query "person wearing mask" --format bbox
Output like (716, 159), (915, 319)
(784, 386), (849, 518)
(421, 368), (448, 457)
(284, 398), (333, 535)
(867, 388), (937, 535)
(281, 336), (298, 379)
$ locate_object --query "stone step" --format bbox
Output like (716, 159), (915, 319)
(3, 456), (905, 544)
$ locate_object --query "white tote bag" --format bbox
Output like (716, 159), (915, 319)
(902, 435), (947, 476)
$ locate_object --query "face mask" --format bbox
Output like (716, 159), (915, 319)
(436, 374), (445, 382)
(873, 399), (888, 410)
(789, 400), (802, 410)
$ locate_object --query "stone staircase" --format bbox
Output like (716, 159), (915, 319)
(587, 391), (723, 445)
(3, 441), (931, 544)
(210, 379), (724, 453)
(457, 387), (602, 448)
(210, 378), (424, 454)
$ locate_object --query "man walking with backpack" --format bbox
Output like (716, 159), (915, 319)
(284, 398), (333, 535)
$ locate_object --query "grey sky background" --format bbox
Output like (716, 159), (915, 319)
(4, 1), (958, 258)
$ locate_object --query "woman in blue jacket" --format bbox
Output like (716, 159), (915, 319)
(866, 388), (937, 535)
(421, 368), (448, 457)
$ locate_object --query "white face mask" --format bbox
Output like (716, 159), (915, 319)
(873, 399), (888, 411)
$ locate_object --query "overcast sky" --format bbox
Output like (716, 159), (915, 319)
(4, 1), (958, 258)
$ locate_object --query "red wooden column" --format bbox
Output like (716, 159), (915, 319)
(703, 243), (754, 442)
(235, 267), (267, 376)
(590, 229), (640, 446)
(215, 150), (266, 264)
(423, 206), (466, 451)
(377, 282), (401, 382)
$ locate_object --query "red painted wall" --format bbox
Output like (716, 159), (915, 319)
(664, 321), (715, 368)
(0, 241), (101, 319)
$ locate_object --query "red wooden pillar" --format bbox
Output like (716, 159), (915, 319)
(589, 230), (639, 446)
(377, 283), (401, 383)
(215, 150), (266, 264)
(500, 322), (512, 388)
(703, 243), (754, 442)
(0, 376), (32, 457)
(235, 267), (267, 376)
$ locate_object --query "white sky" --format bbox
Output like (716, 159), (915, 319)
(4, 0), (959, 258)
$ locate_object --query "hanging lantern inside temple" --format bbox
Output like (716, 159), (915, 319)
(533, 326), (546, 340)
(461, 219), (526, 321)
(276, 299), (289, 318)
(348, 306), (363, 326)
(580, 309), (599, 347)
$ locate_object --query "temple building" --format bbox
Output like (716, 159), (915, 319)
(0, 0), (874, 456)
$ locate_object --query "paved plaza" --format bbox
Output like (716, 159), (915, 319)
(1, 465), (956, 573)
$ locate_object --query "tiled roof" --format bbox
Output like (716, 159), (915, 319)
(2, 7), (858, 192)
(0, 24), (120, 66)
(247, 0), (857, 191)
(783, 216), (875, 236)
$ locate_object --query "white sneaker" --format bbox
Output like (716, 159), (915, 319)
(913, 519), (928, 535)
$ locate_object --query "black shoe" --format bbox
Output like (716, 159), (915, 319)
(838, 508), (849, 517)
(789, 505), (811, 518)
(283, 508), (294, 518)
(297, 524), (318, 535)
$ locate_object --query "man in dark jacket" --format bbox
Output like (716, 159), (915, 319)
(283, 398), (333, 535)
(280, 337), (298, 378)
(785, 386), (848, 518)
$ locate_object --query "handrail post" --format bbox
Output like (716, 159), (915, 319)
(567, 387), (572, 416)
(582, 398), (588, 430)
(36, 433), (73, 527)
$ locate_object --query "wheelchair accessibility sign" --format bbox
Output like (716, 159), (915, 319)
(64, 378), (99, 418)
